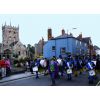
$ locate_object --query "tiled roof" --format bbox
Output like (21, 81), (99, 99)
(81, 37), (91, 44)
(49, 33), (92, 45)
(51, 34), (73, 40)
(94, 45), (100, 50)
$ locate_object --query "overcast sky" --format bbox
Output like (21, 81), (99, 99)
(0, 14), (100, 47)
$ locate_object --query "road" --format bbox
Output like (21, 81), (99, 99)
(0, 72), (99, 86)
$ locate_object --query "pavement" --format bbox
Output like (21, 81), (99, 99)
(0, 71), (100, 86)
(0, 72), (43, 84)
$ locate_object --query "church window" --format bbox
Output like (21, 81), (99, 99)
(18, 51), (20, 55)
(14, 32), (16, 34)
(9, 31), (11, 33)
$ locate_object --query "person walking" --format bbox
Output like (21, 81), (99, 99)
(25, 61), (29, 72)
(73, 56), (78, 77)
(57, 55), (64, 77)
(65, 57), (73, 80)
(86, 58), (96, 84)
(49, 58), (56, 86)
(29, 59), (34, 74)
(33, 59), (39, 79)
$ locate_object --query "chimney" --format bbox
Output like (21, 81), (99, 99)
(48, 28), (52, 40)
(62, 29), (65, 35)
(77, 32), (82, 40)
(79, 32), (82, 39)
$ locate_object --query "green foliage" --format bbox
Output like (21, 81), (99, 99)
(14, 59), (19, 64)
(19, 58), (25, 63)
(24, 57), (30, 61)
(27, 44), (35, 54)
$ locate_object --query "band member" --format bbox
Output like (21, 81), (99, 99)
(33, 59), (40, 79)
(73, 56), (78, 77)
(40, 58), (48, 75)
(49, 58), (56, 86)
(65, 57), (73, 80)
(57, 55), (64, 77)
(78, 57), (83, 75)
(86, 58), (96, 84)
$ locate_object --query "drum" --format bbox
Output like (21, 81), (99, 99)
(57, 59), (63, 66)
(33, 66), (38, 72)
(67, 69), (72, 74)
(89, 70), (95, 76)
(40, 60), (44, 67)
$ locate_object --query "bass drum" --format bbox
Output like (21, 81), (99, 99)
(33, 66), (38, 72)
(89, 70), (95, 76)
(67, 69), (72, 74)
(57, 59), (63, 66)
(40, 59), (47, 68)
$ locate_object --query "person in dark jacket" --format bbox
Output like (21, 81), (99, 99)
(49, 58), (57, 86)
(29, 59), (34, 74)
(33, 59), (40, 79)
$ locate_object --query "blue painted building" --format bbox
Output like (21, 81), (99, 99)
(43, 29), (88, 58)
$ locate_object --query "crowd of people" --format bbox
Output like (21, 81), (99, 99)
(25, 55), (100, 85)
(0, 55), (100, 86)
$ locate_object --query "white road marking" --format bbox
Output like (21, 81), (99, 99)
(96, 81), (100, 86)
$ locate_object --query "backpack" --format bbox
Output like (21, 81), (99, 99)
(50, 64), (55, 72)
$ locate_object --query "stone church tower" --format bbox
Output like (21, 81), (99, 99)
(1, 23), (27, 59)
(2, 22), (19, 51)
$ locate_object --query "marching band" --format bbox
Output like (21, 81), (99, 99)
(30, 55), (100, 86)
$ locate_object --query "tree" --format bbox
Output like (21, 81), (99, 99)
(27, 44), (35, 59)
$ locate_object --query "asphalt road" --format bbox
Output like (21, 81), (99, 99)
(0, 72), (99, 86)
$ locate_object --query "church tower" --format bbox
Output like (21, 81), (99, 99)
(2, 22), (19, 50)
